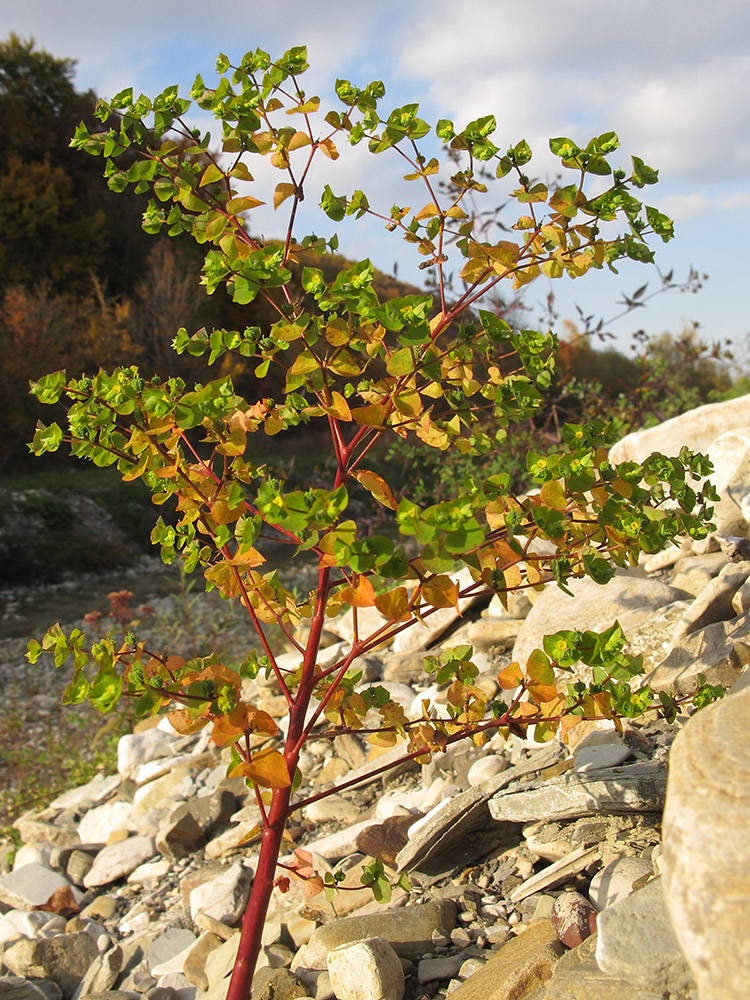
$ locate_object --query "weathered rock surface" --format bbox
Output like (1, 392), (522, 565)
(661, 684), (750, 1000)
(326, 937), (404, 1000)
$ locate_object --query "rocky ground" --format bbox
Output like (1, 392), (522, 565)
(1, 396), (749, 1000)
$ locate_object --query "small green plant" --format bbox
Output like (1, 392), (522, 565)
(27, 47), (717, 998)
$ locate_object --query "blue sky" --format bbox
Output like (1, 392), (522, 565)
(5, 0), (750, 361)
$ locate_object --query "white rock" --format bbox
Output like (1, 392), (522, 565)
(12, 845), (51, 871)
(83, 835), (157, 888)
(117, 728), (180, 780)
(0, 910), (57, 945)
(327, 936), (405, 1000)
(48, 773), (121, 811)
(189, 862), (252, 925)
(418, 956), (461, 983)
(573, 739), (632, 773)
(303, 819), (381, 861)
(127, 858), (172, 884)
(131, 752), (203, 786)
(467, 754), (508, 787)
(77, 800), (135, 843)
(0, 863), (81, 910)
(589, 855), (653, 910)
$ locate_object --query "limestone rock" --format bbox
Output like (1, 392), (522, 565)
(672, 559), (750, 638)
(595, 878), (693, 993)
(295, 899), (457, 969)
(644, 613), (750, 696)
(511, 572), (690, 670)
(488, 761), (667, 824)
(0, 864), (81, 911)
(588, 856), (653, 911)
(0, 978), (63, 1000)
(661, 685), (750, 1000)
(77, 802), (134, 844)
(326, 937), (405, 1000)
(445, 920), (563, 1000)
(116, 730), (180, 781)
(609, 395), (750, 465)
(2, 932), (99, 999)
(188, 862), (252, 926)
(83, 836), (156, 889)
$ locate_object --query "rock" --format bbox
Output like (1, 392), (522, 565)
(672, 560), (750, 638)
(47, 775), (122, 812)
(644, 613), (750, 696)
(127, 859), (171, 885)
(462, 618), (523, 650)
(526, 933), (646, 1000)
(382, 651), (429, 685)
(355, 815), (420, 868)
(83, 836), (156, 888)
(608, 395), (750, 465)
(511, 572), (691, 670)
(418, 956), (461, 983)
(148, 928), (197, 974)
(698, 429), (750, 544)
(466, 754), (507, 788)
(445, 920), (563, 1000)
(13, 815), (80, 849)
(117, 730), (180, 781)
(155, 809), (205, 860)
(77, 802), (134, 844)
(2, 932), (99, 999)
(251, 967), (310, 1000)
(396, 743), (566, 876)
(588, 856), (653, 910)
(302, 795), (362, 827)
(188, 862), (252, 926)
(572, 736), (632, 773)
(295, 899), (457, 969)
(595, 878), (693, 993)
(661, 685), (750, 1000)
(0, 978), (63, 1000)
(510, 846), (600, 903)
(550, 891), (598, 948)
(0, 911), (62, 946)
(182, 933), (223, 991)
(73, 944), (123, 997)
(0, 864), (81, 911)
(326, 937), (405, 1000)
(488, 761), (667, 824)
(302, 819), (381, 862)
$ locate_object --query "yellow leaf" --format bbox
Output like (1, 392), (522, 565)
(540, 480), (567, 511)
(226, 195), (265, 214)
(243, 747), (291, 788)
(167, 709), (209, 735)
(374, 586), (411, 622)
(273, 183), (296, 210)
(288, 131), (312, 151)
(321, 391), (352, 422)
(318, 137), (339, 159)
(352, 469), (397, 510)
(415, 202), (440, 220)
(367, 730), (398, 747)
(422, 575), (459, 610)
(236, 823), (262, 846)
(350, 404), (387, 428)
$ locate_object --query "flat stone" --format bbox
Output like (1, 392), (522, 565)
(250, 967), (310, 1000)
(148, 928), (198, 974)
(526, 933), (646, 1000)
(127, 859), (171, 885)
(83, 836), (156, 888)
(0, 911), (61, 946)
(48, 775), (122, 812)
(0, 977), (63, 1000)
(2, 932), (99, 999)
(573, 738), (632, 773)
(466, 754), (508, 788)
(13, 815), (80, 849)
(155, 809), (205, 860)
(73, 943), (123, 997)
(189, 862), (252, 926)
(588, 856), (653, 910)
(327, 937), (405, 1000)
(644, 613), (750, 696)
(464, 618), (523, 649)
(295, 899), (457, 969)
(661, 684), (750, 999)
(396, 743), (566, 876)
(418, 956), (461, 983)
(0, 864), (81, 911)
(181, 932), (223, 991)
(595, 878), (693, 993)
(445, 920), (563, 1000)
(488, 761), (666, 824)
(672, 560), (750, 638)
(303, 819), (381, 862)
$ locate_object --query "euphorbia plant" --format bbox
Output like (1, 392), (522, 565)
(27, 46), (716, 999)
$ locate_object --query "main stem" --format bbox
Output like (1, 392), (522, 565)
(225, 564), (331, 1000)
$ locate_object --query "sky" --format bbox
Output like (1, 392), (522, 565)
(5, 0), (750, 362)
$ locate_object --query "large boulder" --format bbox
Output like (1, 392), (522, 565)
(661, 686), (750, 999)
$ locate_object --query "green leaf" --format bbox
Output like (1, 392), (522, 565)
(89, 670), (123, 713)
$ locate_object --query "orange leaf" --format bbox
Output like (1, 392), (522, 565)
(339, 575), (376, 608)
(497, 661), (524, 689)
(243, 747), (291, 788)
(353, 469), (397, 510)
(167, 709), (209, 735)
(249, 708), (278, 737)
(211, 704), (251, 747)
(374, 586), (411, 622)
